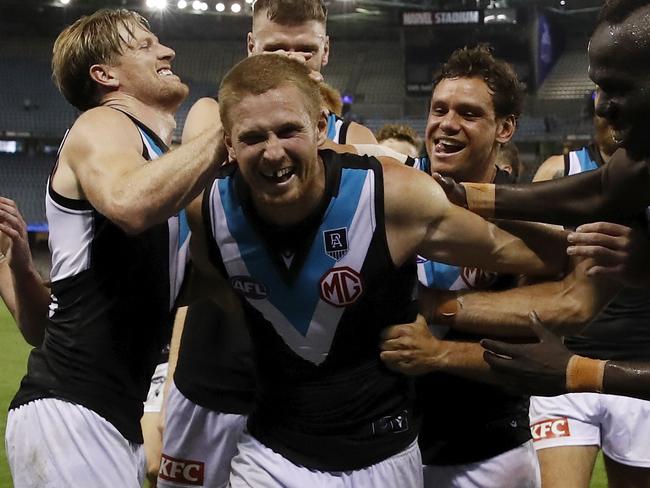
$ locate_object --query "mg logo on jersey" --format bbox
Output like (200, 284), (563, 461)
(230, 276), (268, 299)
(319, 266), (363, 307)
(323, 227), (349, 261)
(159, 454), (204, 485)
(460, 266), (498, 289)
(531, 417), (571, 441)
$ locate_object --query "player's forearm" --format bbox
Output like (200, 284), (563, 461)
(434, 340), (504, 386)
(429, 271), (615, 338)
(463, 155), (650, 225)
(163, 305), (188, 404)
(110, 126), (226, 235)
(603, 361), (650, 401)
(8, 263), (49, 346)
(0, 260), (16, 316)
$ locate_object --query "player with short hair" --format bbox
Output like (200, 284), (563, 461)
(5, 9), (225, 487)
(527, 104), (650, 488)
(190, 53), (565, 487)
(158, 2), (381, 485)
(391, 44), (540, 488)
(437, 0), (650, 228)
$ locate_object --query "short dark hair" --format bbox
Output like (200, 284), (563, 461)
(598, 0), (650, 24)
(433, 44), (524, 120)
(252, 0), (327, 24)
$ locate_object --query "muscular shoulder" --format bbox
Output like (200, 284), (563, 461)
(533, 154), (565, 182)
(381, 157), (449, 225)
(346, 122), (378, 144)
(61, 107), (142, 162)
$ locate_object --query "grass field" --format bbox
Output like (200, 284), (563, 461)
(0, 302), (609, 487)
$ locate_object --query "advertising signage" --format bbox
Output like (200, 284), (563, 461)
(403, 10), (482, 26)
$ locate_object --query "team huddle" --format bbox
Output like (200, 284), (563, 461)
(1, 0), (650, 487)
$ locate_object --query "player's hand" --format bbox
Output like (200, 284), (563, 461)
(432, 172), (467, 208)
(0, 197), (32, 274)
(481, 311), (572, 396)
(380, 314), (442, 375)
(567, 222), (650, 289)
(273, 51), (324, 83)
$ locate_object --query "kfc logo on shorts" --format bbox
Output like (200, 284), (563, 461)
(319, 266), (363, 307)
(159, 454), (204, 485)
(531, 417), (571, 441)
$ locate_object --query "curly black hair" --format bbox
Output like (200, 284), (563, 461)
(433, 44), (524, 120)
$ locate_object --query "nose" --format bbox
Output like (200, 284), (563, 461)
(263, 134), (286, 162)
(159, 42), (176, 61)
(439, 111), (461, 133)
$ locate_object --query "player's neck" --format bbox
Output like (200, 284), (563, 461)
(101, 94), (177, 146)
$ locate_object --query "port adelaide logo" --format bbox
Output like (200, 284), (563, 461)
(323, 227), (349, 261)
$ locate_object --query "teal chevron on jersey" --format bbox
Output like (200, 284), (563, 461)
(218, 169), (372, 337)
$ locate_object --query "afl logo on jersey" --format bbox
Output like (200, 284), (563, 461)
(319, 266), (363, 307)
(460, 267), (498, 289)
(230, 276), (268, 300)
(323, 227), (349, 261)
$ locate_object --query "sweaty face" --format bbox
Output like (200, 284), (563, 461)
(589, 22), (650, 160)
(225, 85), (326, 225)
(248, 16), (329, 73)
(425, 77), (512, 183)
(110, 23), (188, 109)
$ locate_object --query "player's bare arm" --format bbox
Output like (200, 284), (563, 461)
(346, 121), (378, 144)
(382, 159), (567, 276)
(482, 312), (650, 400)
(54, 107), (226, 234)
(0, 197), (50, 346)
(455, 150), (650, 225)
(532, 154), (565, 182)
(420, 256), (620, 338)
(379, 314), (506, 385)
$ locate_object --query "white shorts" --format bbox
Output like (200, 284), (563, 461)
(422, 441), (540, 488)
(229, 431), (423, 488)
(157, 380), (248, 488)
(530, 393), (650, 467)
(5, 398), (145, 488)
(144, 361), (169, 413)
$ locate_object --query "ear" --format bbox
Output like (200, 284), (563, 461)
(321, 35), (330, 68)
(316, 109), (329, 146)
(495, 115), (516, 144)
(225, 132), (236, 161)
(247, 32), (255, 56)
(89, 64), (119, 89)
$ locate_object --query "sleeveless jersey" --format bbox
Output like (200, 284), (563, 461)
(410, 158), (532, 465)
(174, 113), (351, 414)
(203, 149), (418, 471)
(562, 143), (650, 361)
(10, 113), (190, 444)
(326, 112), (350, 144)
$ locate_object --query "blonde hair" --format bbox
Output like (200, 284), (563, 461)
(219, 54), (322, 133)
(52, 8), (150, 111)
